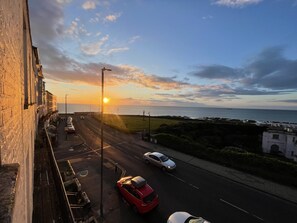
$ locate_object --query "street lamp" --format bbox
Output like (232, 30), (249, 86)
(65, 94), (68, 140)
(100, 67), (112, 217)
(148, 112), (151, 142)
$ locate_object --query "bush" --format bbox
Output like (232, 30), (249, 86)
(155, 133), (297, 187)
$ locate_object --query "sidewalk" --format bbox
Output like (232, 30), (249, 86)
(54, 119), (124, 223)
(132, 134), (297, 204)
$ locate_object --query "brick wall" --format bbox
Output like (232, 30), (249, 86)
(0, 0), (36, 222)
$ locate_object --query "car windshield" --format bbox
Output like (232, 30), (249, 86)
(187, 217), (207, 223)
(160, 155), (169, 162)
(143, 191), (156, 204)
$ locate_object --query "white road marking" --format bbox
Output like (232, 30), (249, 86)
(219, 199), (249, 214)
(45, 170), (49, 185)
(103, 145), (111, 149)
(252, 214), (264, 221)
(167, 173), (186, 183)
(189, 183), (199, 190)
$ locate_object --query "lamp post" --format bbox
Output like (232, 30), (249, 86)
(148, 112), (151, 142)
(65, 94), (68, 140)
(100, 67), (111, 217)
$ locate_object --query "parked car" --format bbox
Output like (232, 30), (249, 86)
(67, 116), (73, 125)
(66, 124), (75, 133)
(143, 152), (176, 171)
(116, 176), (159, 214)
(167, 212), (210, 223)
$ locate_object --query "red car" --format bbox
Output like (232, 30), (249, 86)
(116, 176), (159, 214)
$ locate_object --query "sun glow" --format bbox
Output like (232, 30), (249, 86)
(103, 97), (110, 104)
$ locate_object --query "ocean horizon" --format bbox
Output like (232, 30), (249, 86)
(57, 103), (297, 123)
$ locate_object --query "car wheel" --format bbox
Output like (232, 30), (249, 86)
(132, 205), (138, 213)
(162, 166), (167, 172)
(145, 159), (150, 164)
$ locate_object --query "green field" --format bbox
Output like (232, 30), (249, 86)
(94, 114), (180, 133)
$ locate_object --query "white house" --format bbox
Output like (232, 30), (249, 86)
(262, 130), (297, 162)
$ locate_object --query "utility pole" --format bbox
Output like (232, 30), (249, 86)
(99, 67), (111, 218)
(148, 112), (151, 142)
(65, 94), (68, 140)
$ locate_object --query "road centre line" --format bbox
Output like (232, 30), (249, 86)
(167, 173), (186, 183)
(252, 214), (264, 221)
(167, 173), (199, 190)
(219, 198), (249, 214)
(189, 183), (199, 190)
(220, 199), (264, 221)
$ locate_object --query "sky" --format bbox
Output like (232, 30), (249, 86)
(28, 0), (297, 110)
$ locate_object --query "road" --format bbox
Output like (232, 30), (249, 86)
(71, 114), (297, 223)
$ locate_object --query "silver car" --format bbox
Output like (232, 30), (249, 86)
(167, 212), (210, 223)
(143, 152), (176, 171)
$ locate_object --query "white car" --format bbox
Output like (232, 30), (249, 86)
(143, 152), (176, 171)
(66, 124), (75, 133)
(167, 212), (210, 223)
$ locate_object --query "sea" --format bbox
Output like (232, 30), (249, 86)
(57, 104), (297, 124)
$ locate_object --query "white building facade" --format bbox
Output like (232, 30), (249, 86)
(262, 130), (297, 162)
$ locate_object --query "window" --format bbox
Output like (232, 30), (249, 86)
(143, 191), (156, 204)
(123, 184), (140, 199)
(291, 151), (294, 156)
(272, 134), (279, 140)
(293, 137), (295, 142)
(149, 155), (159, 161)
(160, 155), (169, 162)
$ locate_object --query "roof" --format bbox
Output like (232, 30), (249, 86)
(131, 176), (154, 198)
(150, 152), (164, 158)
(131, 176), (146, 188)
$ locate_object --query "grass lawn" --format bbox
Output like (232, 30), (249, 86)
(94, 114), (180, 133)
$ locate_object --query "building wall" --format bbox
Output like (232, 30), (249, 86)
(262, 131), (297, 160)
(46, 90), (57, 113)
(0, 0), (36, 222)
(262, 132), (286, 154)
(285, 135), (297, 159)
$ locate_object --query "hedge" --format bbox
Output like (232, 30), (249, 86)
(155, 133), (297, 187)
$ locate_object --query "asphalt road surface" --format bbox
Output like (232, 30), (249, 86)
(72, 114), (297, 223)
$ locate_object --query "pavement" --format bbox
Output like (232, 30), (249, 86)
(52, 117), (297, 222)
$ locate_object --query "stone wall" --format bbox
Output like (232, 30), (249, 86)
(0, 0), (36, 222)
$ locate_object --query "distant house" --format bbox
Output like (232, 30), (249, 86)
(46, 90), (57, 114)
(32, 46), (47, 123)
(262, 129), (297, 162)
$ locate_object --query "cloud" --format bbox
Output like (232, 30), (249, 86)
(214, 0), (263, 7)
(56, 0), (72, 4)
(276, 99), (297, 104)
(38, 42), (190, 91)
(29, 0), (65, 44)
(104, 13), (121, 22)
(191, 65), (243, 80)
(129, 36), (141, 44)
(202, 15), (214, 20)
(106, 47), (129, 55)
(80, 35), (109, 55)
(65, 21), (78, 35)
(82, 1), (96, 10)
(190, 46), (297, 99)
